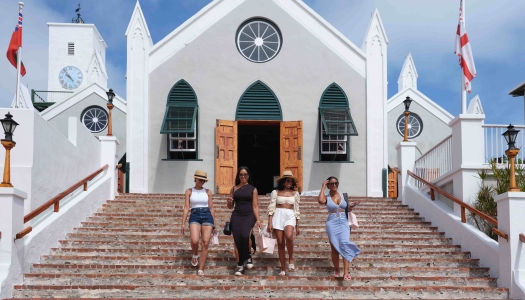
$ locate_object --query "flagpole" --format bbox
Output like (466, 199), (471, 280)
(14, 2), (24, 109)
(461, 0), (467, 114)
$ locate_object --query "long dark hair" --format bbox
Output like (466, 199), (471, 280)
(277, 178), (297, 191)
(327, 176), (339, 189)
(235, 166), (253, 185)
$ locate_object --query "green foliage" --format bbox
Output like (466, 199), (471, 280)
(470, 159), (525, 240)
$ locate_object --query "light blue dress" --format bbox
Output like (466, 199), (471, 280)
(325, 192), (361, 262)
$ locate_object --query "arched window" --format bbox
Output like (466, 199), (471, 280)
(236, 81), (282, 120)
(318, 83), (358, 162)
(160, 80), (199, 159)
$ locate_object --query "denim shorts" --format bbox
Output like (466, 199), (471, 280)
(189, 207), (214, 227)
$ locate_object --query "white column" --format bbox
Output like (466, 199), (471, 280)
(494, 192), (525, 299)
(396, 141), (416, 204)
(99, 136), (119, 200)
(0, 188), (27, 297)
(449, 114), (485, 214)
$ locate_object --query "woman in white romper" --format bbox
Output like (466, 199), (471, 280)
(267, 171), (300, 276)
(181, 170), (216, 276)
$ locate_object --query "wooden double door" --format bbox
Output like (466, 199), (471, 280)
(215, 119), (303, 194)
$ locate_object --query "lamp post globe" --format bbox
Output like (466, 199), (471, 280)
(502, 123), (520, 192)
(106, 89), (115, 136)
(0, 112), (18, 187)
(402, 96), (413, 142)
(403, 96), (413, 112)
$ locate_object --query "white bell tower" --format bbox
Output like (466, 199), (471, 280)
(47, 9), (108, 92)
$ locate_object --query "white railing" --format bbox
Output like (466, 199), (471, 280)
(413, 135), (452, 187)
(483, 124), (525, 164)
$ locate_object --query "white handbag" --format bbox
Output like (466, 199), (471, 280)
(211, 232), (219, 245)
(348, 212), (359, 229)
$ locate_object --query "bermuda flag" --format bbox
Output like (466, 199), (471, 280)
(454, 0), (476, 93)
(6, 7), (26, 76)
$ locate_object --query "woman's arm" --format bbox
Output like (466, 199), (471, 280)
(267, 190), (277, 232)
(227, 186), (235, 209)
(252, 188), (262, 229)
(318, 180), (328, 204)
(207, 189), (216, 230)
(295, 192), (300, 236)
(181, 188), (191, 235)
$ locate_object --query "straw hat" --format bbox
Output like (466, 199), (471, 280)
(275, 170), (298, 184)
(191, 170), (208, 181)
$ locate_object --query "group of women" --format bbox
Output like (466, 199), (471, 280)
(180, 167), (360, 279)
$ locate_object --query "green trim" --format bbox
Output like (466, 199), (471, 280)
(236, 81), (282, 120)
(313, 161), (355, 163)
(32, 102), (55, 112)
(125, 162), (130, 193)
(162, 159), (204, 161)
(319, 107), (357, 136)
(160, 80), (198, 134)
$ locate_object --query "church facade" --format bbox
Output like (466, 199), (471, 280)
(126, 0), (388, 196)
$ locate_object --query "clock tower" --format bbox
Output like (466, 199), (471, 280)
(47, 17), (108, 92)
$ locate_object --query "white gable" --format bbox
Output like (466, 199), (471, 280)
(148, 0), (366, 76)
(387, 87), (453, 124)
(467, 94), (484, 115)
(40, 83), (126, 121)
(398, 53), (418, 92)
(361, 9), (389, 52)
(10, 84), (34, 110)
(87, 50), (108, 88)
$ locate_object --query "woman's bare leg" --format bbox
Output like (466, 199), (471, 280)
(273, 229), (286, 271)
(284, 225), (295, 266)
(198, 225), (213, 270)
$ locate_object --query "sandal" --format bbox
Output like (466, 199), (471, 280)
(343, 274), (352, 280)
(333, 271), (341, 277)
(278, 270), (286, 276)
(198, 270), (204, 276)
(288, 264), (295, 272)
(191, 255), (199, 267)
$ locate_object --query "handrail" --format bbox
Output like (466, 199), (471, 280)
(15, 164), (108, 240)
(415, 134), (452, 163)
(407, 170), (509, 240)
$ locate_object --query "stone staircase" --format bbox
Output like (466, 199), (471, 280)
(8, 194), (508, 299)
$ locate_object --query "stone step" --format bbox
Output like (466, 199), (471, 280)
(12, 284), (509, 299)
(39, 255), (481, 268)
(57, 239), (462, 251)
(50, 247), (471, 259)
(86, 216), (426, 223)
(21, 273), (498, 288)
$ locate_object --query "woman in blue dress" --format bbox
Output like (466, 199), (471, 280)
(318, 176), (360, 280)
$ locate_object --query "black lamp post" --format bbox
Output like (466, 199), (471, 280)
(0, 112), (19, 187)
(502, 124), (520, 192)
(403, 96), (413, 142)
(106, 89), (115, 136)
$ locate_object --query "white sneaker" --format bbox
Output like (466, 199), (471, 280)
(245, 256), (254, 269)
(235, 265), (245, 276)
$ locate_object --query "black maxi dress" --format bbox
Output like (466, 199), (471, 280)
(230, 184), (256, 264)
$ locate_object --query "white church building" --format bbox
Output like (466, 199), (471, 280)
(125, 0), (389, 196)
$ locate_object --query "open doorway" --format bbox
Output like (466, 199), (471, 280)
(238, 123), (280, 195)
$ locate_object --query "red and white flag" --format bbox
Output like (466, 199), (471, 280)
(6, 5), (26, 76)
(454, 0), (476, 93)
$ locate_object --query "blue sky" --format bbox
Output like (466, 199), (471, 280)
(0, 0), (524, 125)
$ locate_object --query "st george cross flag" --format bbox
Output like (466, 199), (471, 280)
(6, 6), (26, 76)
(454, 0), (475, 93)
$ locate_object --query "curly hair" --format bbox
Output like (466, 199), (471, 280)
(234, 166), (253, 185)
(276, 178), (297, 191)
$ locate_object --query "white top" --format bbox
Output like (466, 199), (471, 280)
(190, 187), (209, 208)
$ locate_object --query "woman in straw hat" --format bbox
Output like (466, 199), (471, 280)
(267, 170), (301, 276)
(318, 176), (360, 280)
(181, 170), (216, 276)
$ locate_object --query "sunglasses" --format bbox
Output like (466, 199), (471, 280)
(328, 182), (339, 187)
(239, 174), (249, 177)
(196, 178), (207, 182)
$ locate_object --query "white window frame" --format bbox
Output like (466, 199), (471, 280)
(320, 122), (347, 154)
(169, 127), (197, 152)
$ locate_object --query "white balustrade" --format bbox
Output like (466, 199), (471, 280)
(483, 124), (525, 164)
(413, 135), (452, 187)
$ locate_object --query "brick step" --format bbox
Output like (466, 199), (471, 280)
(103, 201), (410, 208)
(92, 211), (421, 217)
(98, 208), (418, 215)
(39, 255), (481, 268)
(21, 273), (498, 288)
(79, 221), (435, 229)
(50, 247), (471, 259)
(73, 227), (443, 236)
(30, 263), (490, 277)
(87, 215), (426, 222)
(11, 284), (509, 299)
(57, 239), (462, 251)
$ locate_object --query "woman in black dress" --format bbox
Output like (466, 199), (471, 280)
(227, 166), (262, 276)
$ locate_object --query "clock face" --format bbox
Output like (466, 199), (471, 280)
(59, 66), (83, 90)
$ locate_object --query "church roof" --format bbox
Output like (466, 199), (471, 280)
(509, 80), (525, 97)
(146, 0), (367, 76)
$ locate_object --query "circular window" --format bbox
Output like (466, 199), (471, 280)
(236, 19), (282, 63)
(81, 106), (108, 133)
(397, 113), (423, 139)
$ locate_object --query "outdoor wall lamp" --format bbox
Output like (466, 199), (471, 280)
(402, 96), (413, 142)
(106, 89), (115, 136)
(502, 123), (520, 192)
(0, 112), (18, 187)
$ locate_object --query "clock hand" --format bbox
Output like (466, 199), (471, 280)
(65, 71), (74, 81)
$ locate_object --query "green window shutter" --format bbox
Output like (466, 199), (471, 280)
(236, 81), (282, 120)
(160, 80), (198, 134)
(319, 83), (358, 136)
